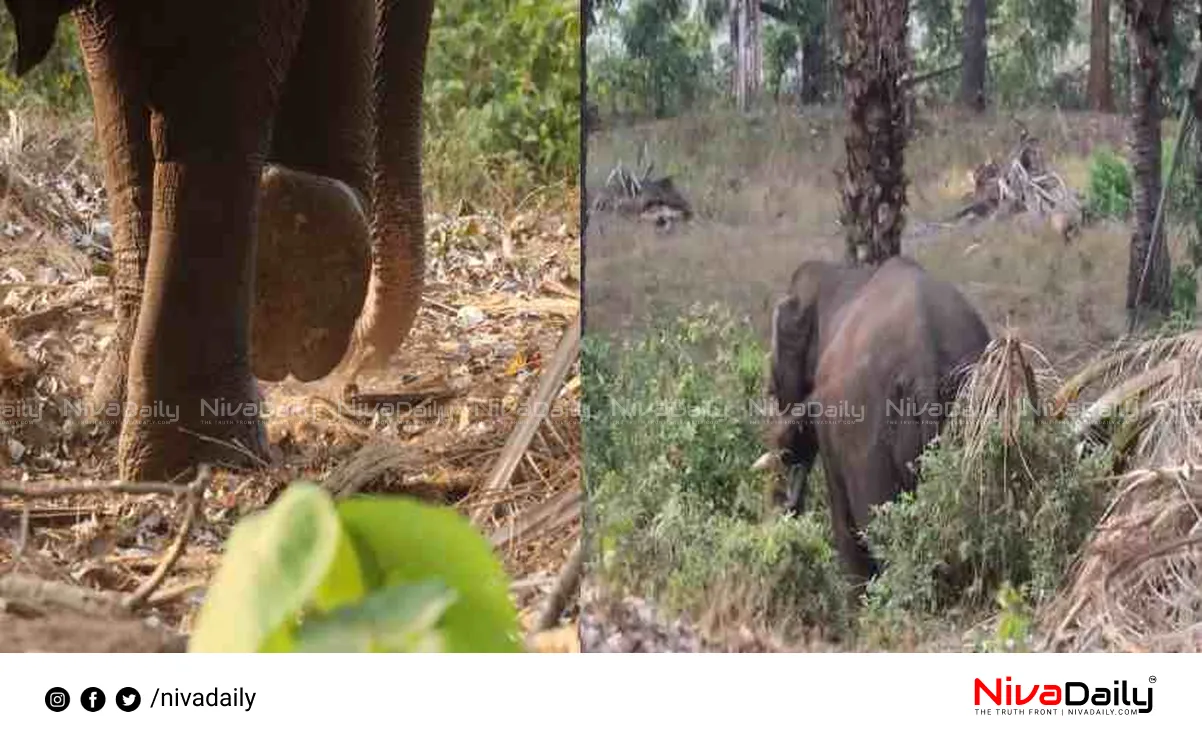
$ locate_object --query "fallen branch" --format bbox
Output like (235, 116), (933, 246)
(1, 466), (211, 614)
(534, 539), (584, 632)
(0, 573), (127, 619)
(0, 464), (212, 501)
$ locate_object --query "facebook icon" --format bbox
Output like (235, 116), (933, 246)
(81, 687), (106, 712)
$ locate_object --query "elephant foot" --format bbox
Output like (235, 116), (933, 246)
(251, 164), (370, 383)
(116, 378), (271, 483)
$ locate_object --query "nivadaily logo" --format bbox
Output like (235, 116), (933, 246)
(974, 676), (1154, 716)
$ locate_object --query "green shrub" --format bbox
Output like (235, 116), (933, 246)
(583, 305), (851, 636)
(425, 0), (579, 206)
(861, 416), (1109, 633)
(1085, 147), (1132, 221)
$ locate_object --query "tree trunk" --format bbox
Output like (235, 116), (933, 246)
(732, 0), (762, 111)
(840, 0), (910, 266)
(1089, 0), (1115, 111)
(1123, 0), (1173, 324)
(960, 0), (987, 111)
(801, 22), (825, 104)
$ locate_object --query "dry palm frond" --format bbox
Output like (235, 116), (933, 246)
(1053, 330), (1202, 466)
(945, 328), (1059, 466)
(1038, 329), (1202, 651)
(1039, 464), (1202, 652)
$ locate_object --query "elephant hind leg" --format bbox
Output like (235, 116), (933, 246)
(252, 0), (374, 383)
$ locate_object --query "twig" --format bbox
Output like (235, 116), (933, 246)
(534, 539), (584, 632)
(144, 579), (209, 607)
(0, 467), (210, 612)
(122, 475), (207, 611)
(0, 464), (212, 500)
(489, 489), (581, 550)
(479, 313), (580, 497)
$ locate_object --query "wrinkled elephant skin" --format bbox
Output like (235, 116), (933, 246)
(769, 256), (991, 583)
(2, 0), (433, 481)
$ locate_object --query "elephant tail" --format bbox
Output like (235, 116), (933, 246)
(345, 0), (435, 373)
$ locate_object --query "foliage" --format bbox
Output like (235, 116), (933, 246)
(0, 15), (90, 116)
(425, 0), (579, 205)
(861, 416), (1109, 631)
(764, 23), (800, 100)
(189, 482), (522, 653)
(911, 0), (1077, 108)
(1085, 147), (1133, 220)
(582, 305), (852, 635)
(588, 0), (717, 120)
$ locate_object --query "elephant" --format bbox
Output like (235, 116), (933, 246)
(766, 256), (991, 583)
(3, 0), (433, 481)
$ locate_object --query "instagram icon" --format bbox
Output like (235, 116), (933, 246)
(44, 687), (70, 712)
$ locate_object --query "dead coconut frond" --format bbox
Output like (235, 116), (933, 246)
(1038, 464), (1202, 652)
(590, 145), (693, 229)
(1053, 330), (1202, 466)
(945, 328), (1060, 466)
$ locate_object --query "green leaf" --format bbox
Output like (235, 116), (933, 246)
(311, 522), (367, 614)
(293, 580), (457, 653)
(188, 482), (344, 652)
(336, 497), (523, 652)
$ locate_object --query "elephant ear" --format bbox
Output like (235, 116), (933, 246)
(2, 0), (79, 76)
(769, 294), (811, 411)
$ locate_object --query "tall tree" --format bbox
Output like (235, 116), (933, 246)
(762, 1), (828, 103)
(731, 0), (764, 110)
(841, 0), (910, 265)
(1089, 0), (1116, 111)
(1123, 0), (1173, 324)
(960, 0), (988, 110)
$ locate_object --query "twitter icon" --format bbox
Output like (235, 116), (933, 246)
(116, 687), (141, 712)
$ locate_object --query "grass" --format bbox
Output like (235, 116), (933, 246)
(582, 305), (854, 643)
(585, 105), (1152, 367)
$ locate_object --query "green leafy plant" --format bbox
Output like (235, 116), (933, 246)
(583, 305), (851, 637)
(1085, 148), (1132, 221)
(188, 482), (522, 653)
(424, 0), (579, 204)
(861, 416), (1108, 630)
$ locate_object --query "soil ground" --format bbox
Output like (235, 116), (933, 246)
(0, 111), (582, 652)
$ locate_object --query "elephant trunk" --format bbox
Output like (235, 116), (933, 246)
(347, 0), (434, 372)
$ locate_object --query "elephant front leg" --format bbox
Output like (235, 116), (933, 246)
(117, 1), (307, 482)
(119, 163), (271, 481)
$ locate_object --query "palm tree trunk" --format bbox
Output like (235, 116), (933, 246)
(1123, 0), (1173, 324)
(840, 0), (910, 265)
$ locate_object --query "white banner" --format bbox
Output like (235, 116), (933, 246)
(0, 652), (1189, 740)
